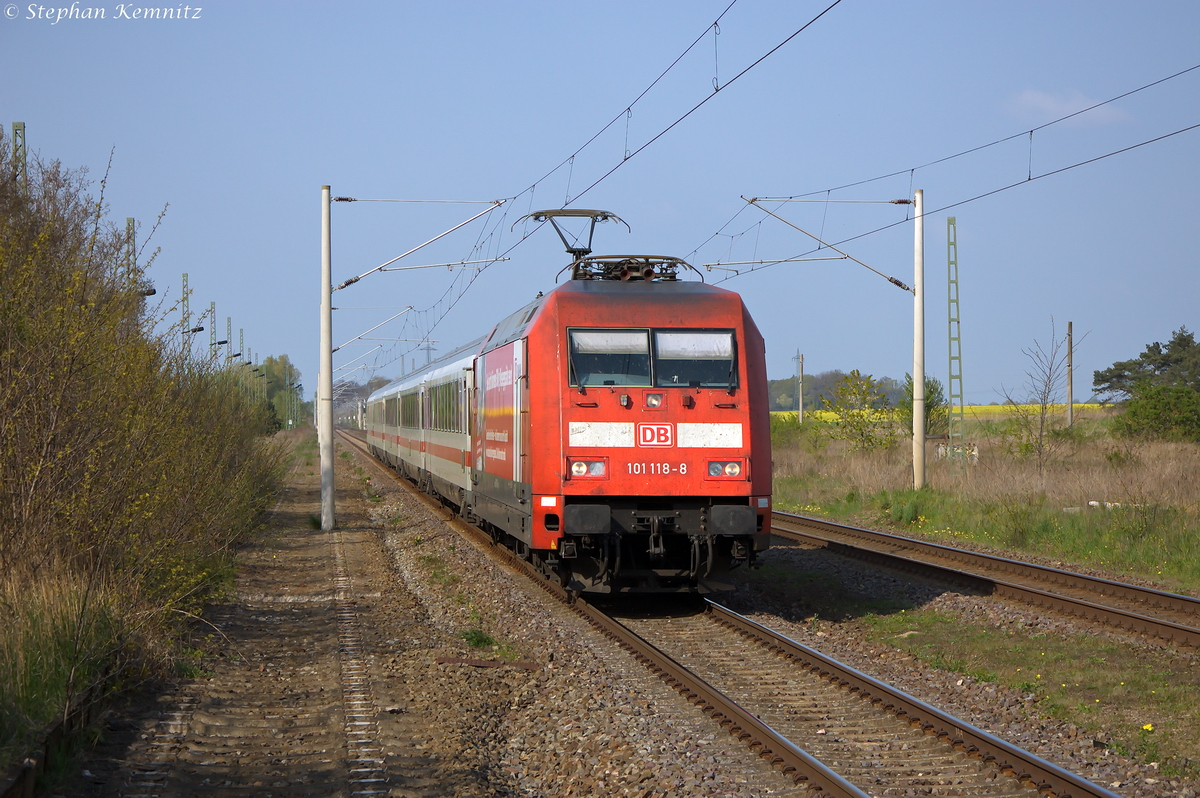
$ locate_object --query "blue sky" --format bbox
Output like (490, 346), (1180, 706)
(3, 1), (1197, 404)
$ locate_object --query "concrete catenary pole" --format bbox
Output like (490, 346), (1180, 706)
(912, 189), (926, 490)
(320, 185), (335, 530)
(795, 351), (805, 424)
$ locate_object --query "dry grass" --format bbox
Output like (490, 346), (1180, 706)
(771, 410), (1200, 589)
(0, 568), (134, 761)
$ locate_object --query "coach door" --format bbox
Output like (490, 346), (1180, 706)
(418, 383), (428, 476)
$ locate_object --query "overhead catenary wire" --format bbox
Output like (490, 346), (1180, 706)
(762, 199), (914, 204)
(334, 201), (505, 291)
(334, 345), (383, 373)
(332, 307), (413, 353)
(712, 119), (1200, 284)
(695, 60), (1200, 272)
(378, 258), (507, 273)
(341, 1), (845, 382)
(565, 0), (845, 207)
(522, 0), (742, 198)
(753, 61), (1200, 201)
(703, 255), (847, 277)
(355, 56), (1200, 384)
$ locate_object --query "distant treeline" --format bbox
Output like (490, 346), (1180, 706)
(768, 371), (906, 412)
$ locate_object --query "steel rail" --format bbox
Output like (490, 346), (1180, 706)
(335, 430), (864, 795)
(571, 602), (867, 796)
(706, 601), (1123, 798)
(772, 511), (1200, 647)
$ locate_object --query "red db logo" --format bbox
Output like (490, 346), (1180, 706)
(637, 423), (674, 447)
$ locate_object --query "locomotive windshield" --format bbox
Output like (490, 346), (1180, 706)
(568, 330), (652, 386)
(568, 328), (736, 388)
(654, 330), (736, 388)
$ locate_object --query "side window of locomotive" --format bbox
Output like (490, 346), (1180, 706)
(567, 329), (652, 386)
(653, 330), (737, 388)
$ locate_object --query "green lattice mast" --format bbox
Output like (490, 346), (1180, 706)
(947, 217), (966, 472)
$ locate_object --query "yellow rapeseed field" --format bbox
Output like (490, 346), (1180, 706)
(773, 404), (1106, 423)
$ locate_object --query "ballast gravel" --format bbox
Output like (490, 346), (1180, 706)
(359, 457), (806, 797)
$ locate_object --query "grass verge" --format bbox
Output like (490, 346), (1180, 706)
(861, 609), (1199, 776)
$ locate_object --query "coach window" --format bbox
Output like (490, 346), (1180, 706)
(568, 329), (652, 387)
(653, 330), (737, 388)
(400, 392), (420, 428)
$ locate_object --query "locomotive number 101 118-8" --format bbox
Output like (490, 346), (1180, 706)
(627, 462), (687, 475)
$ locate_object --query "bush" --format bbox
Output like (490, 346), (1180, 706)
(770, 412), (827, 451)
(896, 373), (949, 437)
(0, 135), (285, 761)
(1116, 383), (1200, 442)
(820, 370), (897, 451)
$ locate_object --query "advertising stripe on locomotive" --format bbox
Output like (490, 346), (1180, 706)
(568, 422), (744, 448)
(480, 340), (520, 480)
(677, 423), (743, 448)
(568, 422), (635, 447)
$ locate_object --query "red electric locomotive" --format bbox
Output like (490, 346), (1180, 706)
(366, 213), (771, 593)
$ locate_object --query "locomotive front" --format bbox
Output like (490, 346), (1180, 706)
(525, 257), (772, 593)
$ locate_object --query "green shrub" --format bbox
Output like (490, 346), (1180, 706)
(1116, 383), (1200, 442)
(820, 370), (897, 451)
(0, 132), (285, 762)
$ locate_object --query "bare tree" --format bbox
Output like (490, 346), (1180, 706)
(1001, 319), (1085, 475)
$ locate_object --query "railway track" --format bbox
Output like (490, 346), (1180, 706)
(622, 602), (1123, 798)
(772, 511), (1200, 648)
(339, 430), (1122, 798)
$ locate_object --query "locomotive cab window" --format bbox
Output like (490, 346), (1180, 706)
(568, 329), (652, 386)
(568, 328), (737, 389)
(654, 330), (737, 388)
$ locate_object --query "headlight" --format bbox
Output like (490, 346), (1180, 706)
(645, 393), (664, 408)
(570, 459), (607, 478)
(707, 460), (744, 478)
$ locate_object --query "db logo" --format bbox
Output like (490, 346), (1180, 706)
(637, 423), (674, 447)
